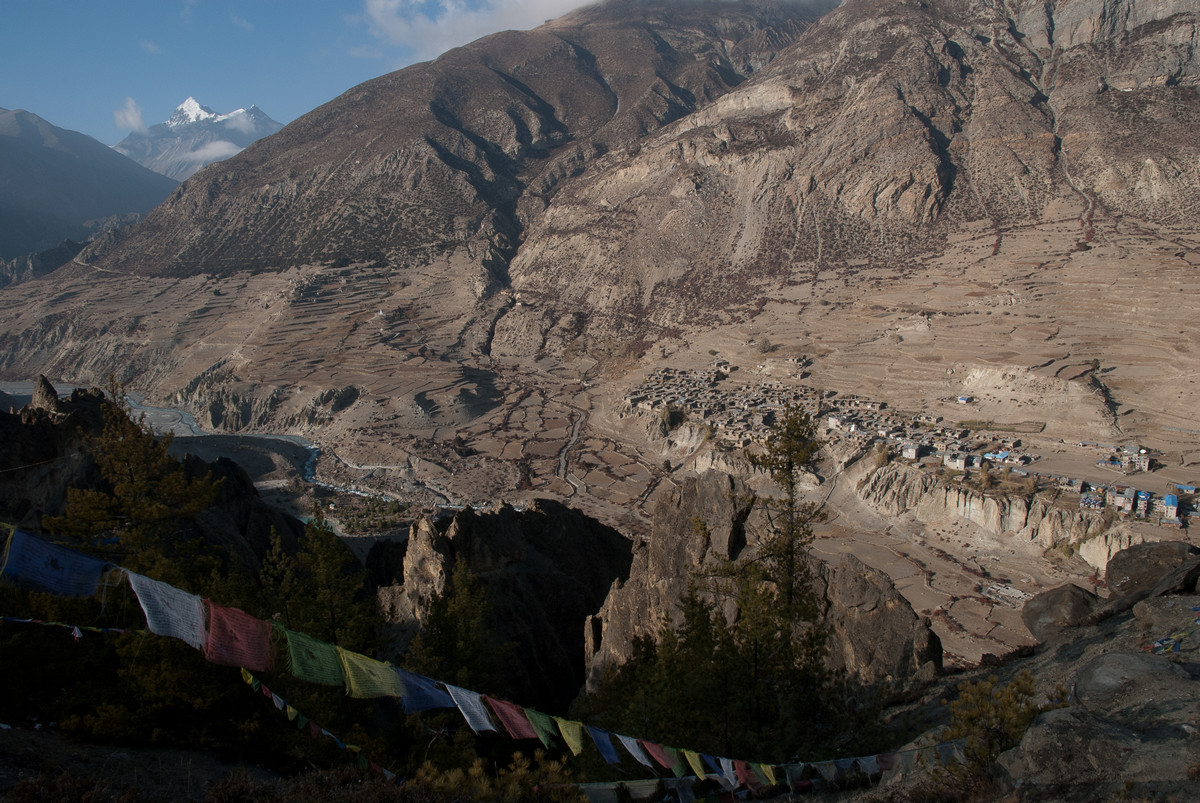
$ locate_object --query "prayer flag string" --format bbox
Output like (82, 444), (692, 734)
(2, 529), (981, 794)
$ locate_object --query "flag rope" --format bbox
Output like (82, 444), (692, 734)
(2, 528), (984, 792)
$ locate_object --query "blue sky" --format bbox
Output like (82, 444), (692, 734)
(2, 0), (590, 145)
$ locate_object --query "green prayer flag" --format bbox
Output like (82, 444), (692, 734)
(282, 628), (344, 686)
(523, 708), (558, 748)
(661, 747), (685, 778)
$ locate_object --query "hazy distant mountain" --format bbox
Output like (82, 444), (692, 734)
(0, 108), (178, 260)
(113, 98), (284, 180)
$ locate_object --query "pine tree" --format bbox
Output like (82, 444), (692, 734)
(42, 380), (221, 583)
(404, 558), (513, 693)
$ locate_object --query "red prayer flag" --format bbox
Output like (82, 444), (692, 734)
(483, 696), (539, 740)
(204, 600), (275, 672)
(735, 759), (761, 790)
(641, 740), (675, 769)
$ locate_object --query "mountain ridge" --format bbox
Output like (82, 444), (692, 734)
(0, 108), (178, 261)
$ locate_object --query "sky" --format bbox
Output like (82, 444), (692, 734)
(2, 0), (593, 145)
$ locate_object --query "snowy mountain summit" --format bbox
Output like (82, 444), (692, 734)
(167, 97), (219, 127)
(115, 98), (283, 180)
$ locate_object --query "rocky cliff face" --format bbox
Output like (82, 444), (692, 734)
(855, 462), (1109, 550)
(584, 470), (942, 695)
(373, 500), (634, 711)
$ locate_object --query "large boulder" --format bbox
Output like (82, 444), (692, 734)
(816, 554), (942, 690)
(996, 652), (1200, 796)
(1105, 541), (1200, 598)
(1021, 583), (1099, 643)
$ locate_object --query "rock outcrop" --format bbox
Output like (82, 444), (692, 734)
(1021, 582), (1099, 643)
(373, 500), (634, 711)
(585, 470), (941, 695)
(855, 463), (1116, 559)
(1104, 540), (1200, 599)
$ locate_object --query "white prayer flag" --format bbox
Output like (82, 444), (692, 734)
(445, 684), (496, 733)
(125, 571), (206, 649)
(617, 734), (655, 768)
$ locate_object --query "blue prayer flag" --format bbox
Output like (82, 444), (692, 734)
(0, 529), (108, 597)
(395, 668), (454, 712)
(586, 726), (622, 765)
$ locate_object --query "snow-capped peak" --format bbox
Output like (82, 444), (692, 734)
(168, 97), (217, 127)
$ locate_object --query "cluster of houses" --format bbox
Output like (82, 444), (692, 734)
(622, 365), (1193, 529)
(1076, 483), (1192, 527)
(622, 364), (821, 447)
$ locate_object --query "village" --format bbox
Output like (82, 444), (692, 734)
(622, 361), (1196, 530)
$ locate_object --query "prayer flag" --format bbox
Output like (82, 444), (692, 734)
(735, 760), (755, 787)
(702, 754), (722, 775)
(641, 740), (673, 770)
(395, 669), (453, 712)
(553, 717), (585, 756)
(523, 709), (558, 748)
(445, 684), (496, 733)
(876, 752), (896, 772)
(286, 705), (298, 722)
(483, 696), (538, 740)
(281, 628), (344, 686)
(125, 571), (206, 649)
(758, 764), (777, 786)
(784, 764), (806, 787)
(271, 693), (286, 711)
(859, 755), (878, 775)
(616, 734), (654, 768)
(586, 726), (621, 765)
(815, 761), (838, 781)
(203, 600), (274, 671)
(834, 758), (855, 775)
(661, 747), (686, 778)
(718, 757), (737, 786)
(0, 529), (108, 598)
(683, 750), (707, 777)
(337, 648), (406, 698)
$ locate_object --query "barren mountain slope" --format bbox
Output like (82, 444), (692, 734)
(0, 0), (1198, 533)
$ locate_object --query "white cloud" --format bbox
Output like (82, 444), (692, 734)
(232, 14), (253, 31)
(113, 97), (146, 133)
(140, 39), (162, 55)
(362, 0), (590, 62)
(221, 113), (257, 134)
(184, 140), (244, 163)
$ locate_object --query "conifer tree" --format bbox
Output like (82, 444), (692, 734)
(42, 379), (221, 583)
(404, 558), (513, 693)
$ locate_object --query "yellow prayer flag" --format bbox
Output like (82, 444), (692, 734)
(683, 750), (707, 777)
(759, 763), (777, 786)
(286, 705), (299, 721)
(553, 717), (586, 756)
